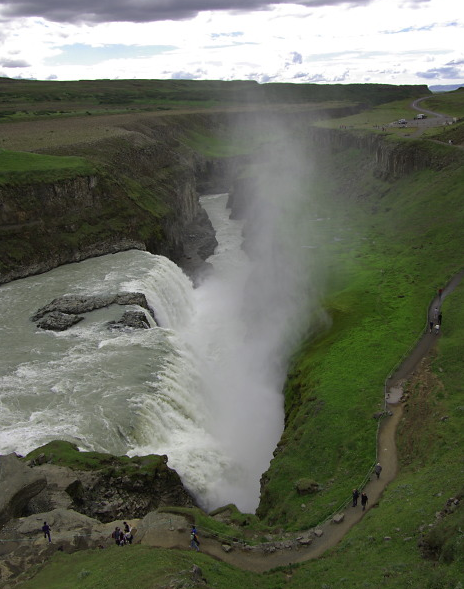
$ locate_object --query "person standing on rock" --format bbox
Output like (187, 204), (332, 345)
(374, 463), (382, 479)
(123, 522), (133, 544)
(361, 492), (368, 511)
(42, 521), (51, 543)
(112, 526), (122, 545)
(352, 488), (360, 507)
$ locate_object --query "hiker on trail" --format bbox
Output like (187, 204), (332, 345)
(438, 288), (443, 299)
(433, 307), (439, 321)
(361, 492), (368, 511)
(438, 312), (442, 325)
(352, 488), (360, 507)
(190, 528), (200, 551)
(429, 320), (434, 333)
(42, 521), (51, 543)
(123, 522), (133, 545)
(434, 324), (440, 335)
(112, 526), (123, 546)
(374, 463), (382, 479)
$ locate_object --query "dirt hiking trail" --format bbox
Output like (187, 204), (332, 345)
(137, 270), (464, 572)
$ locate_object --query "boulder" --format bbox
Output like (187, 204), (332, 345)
(31, 292), (157, 330)
(36, 311), (84, 331)
(108, 310), (151, 330)
(332, 513), (345, 524)
(16, 507), (108, 546)
(0, 454), (47, 527)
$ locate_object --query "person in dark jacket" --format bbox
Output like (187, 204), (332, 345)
(361, 492), (368, 511)
(352, 488), (360, 507)
(42, 522), (51, 543)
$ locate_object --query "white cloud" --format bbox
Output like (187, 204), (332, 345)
(0, 0), (462, 86)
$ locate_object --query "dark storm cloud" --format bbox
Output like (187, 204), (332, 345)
(417, 65), (463, 79)
(0, 57), (30, 67)
(0, 0), (381, 25)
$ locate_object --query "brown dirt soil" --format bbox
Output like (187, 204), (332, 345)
(0, 103), (324, 153)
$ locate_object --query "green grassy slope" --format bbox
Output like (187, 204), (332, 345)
(5, 88), (464, 589)
(0, 77), (428, 122)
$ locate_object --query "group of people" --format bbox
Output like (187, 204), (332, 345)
(429, 306), (443, 335)
(111, 522), (133, 546)
(429, 289), (444, 335)
(352, 489), (369, 510)
(352, 463), (383, 511)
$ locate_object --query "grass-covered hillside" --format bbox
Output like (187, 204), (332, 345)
(1, 83), (463, 588)
(14, 124), (464, 589)
(0, 77), (429, 123)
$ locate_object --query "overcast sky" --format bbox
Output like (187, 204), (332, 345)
(0, 0), (462, 87)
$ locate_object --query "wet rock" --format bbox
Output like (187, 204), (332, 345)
(108, 310), (151, 330)
(36, 311), (84, 331)
(0, 454), (47, 527)
(32, 292), (156, 326)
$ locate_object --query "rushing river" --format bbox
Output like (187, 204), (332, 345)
(0, 194), (290, 513)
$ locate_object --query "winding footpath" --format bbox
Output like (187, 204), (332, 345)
(138, 270), (464, 572)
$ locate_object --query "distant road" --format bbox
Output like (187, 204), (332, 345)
(411, 96), (452, 122)
(392, 96), (456, 137)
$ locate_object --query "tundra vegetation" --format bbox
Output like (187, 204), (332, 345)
(0, 80), (463, 588)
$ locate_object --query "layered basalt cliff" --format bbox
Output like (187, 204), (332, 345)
(0, 114), (237, 284)
(306, 127), (463, 179)
(2, 108), (458, 286)
(0, 107), (364, 285)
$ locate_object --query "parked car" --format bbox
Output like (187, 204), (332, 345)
(414, 113), (427, 119)
(398, 119), (407, 125)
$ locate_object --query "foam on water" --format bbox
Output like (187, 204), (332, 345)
(0, 191), (315, 513)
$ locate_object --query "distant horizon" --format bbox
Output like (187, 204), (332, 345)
(2, 75), (463, 94)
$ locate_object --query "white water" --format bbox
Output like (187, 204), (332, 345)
(0, 194), (293, 512)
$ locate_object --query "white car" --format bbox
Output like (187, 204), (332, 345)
(398, 118), (407, 124)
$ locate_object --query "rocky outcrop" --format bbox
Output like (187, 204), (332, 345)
(31, 292), (157, 331)
(0, 454), (47, 527)
(306, 127), (464, 180)
(22, 442), (196, 523)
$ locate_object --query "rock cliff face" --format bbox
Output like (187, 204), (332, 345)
(0, 108), (366, 285)
(305, 127), (462, 179)
(0, 115), (234, 284)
